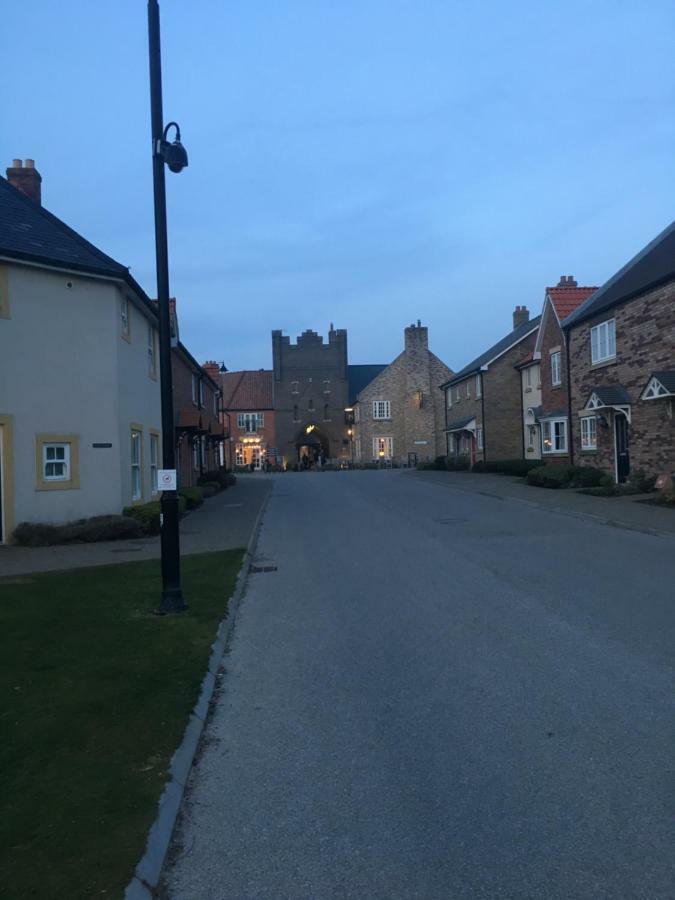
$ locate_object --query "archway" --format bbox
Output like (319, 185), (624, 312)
(295, 424), (330, 468)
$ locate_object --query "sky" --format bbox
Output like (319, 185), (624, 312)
(2, 1), (674, 372)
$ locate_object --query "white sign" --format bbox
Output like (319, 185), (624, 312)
(413, 440), (429, 445)
(158, 469), (177, 490)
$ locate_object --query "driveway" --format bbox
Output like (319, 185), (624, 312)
(163, 470), (675, 900)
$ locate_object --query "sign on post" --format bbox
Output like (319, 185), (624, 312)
(158, 469), (177, 491)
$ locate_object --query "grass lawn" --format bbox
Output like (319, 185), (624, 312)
(0, 549), (244, 900)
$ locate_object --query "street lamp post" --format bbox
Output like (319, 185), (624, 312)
(148, 0), (188, 612)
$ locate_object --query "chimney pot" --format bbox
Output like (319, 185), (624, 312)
(12, 158), (22, 168)
(7, 157), (42, 205)
(24, 159), (35, 169)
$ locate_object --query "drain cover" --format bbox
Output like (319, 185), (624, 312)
(249, 564), (278, 573)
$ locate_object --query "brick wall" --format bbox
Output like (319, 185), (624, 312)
(568, 280), (675, 479)
(483, 331), (538, 460)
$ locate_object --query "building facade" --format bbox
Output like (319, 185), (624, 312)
(171, 352), (222, 488)
(352, 322), (452, 465)
(272, 327), (350, 465)
(565, 222), (675, 483)
(441, 307), (540, 464)
(0, 161), (161, 541)
(220, 369), (276, 470)
(516, 354), (542, 461)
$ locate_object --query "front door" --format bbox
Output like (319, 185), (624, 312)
(251, 446), (262, 470)
(615, 414), (630, 483)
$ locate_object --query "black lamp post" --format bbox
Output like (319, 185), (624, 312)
(148, 0), (188, 613)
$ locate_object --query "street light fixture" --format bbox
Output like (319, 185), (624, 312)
(148, 0), (187, 613)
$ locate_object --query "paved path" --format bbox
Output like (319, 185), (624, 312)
(0, 476), (271, 578)
(163, 471), (675, 900)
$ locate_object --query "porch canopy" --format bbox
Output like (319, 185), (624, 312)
(525, 405), (542, 425)
(583, 385), (631, 422)
(445, 416), (476, 434)
(641, 371), (675, 400)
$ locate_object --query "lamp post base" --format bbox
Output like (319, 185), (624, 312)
(158, 587), (188, 614)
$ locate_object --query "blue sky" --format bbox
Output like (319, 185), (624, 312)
(2, 1), (674, 371)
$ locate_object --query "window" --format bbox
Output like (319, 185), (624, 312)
(237, 413), (264, 433)
(148, 324), (157, 377)
(581, 416), (597, 450)
(291, 381), (299, 394)
(150, 432), (159, 494)
(308, 397), (314, 411)
(323, 380), (331, 394)
(372, 400), (391, 420)
(235, 443), (244, 466)
(466, 382), (471, 399)
(199, 380), (204, 407)
(446, 389), (452, 408)
(542, 418), (567, 454)
(192, 373), (199, 406)
(120, 296), (130, 338)
(43, 443), (70, 481)
(131, 429), (142, 500)
(525, 367), (532, 389)
(323, 403), (330, 421)
(192, 437), (200, 471)
(455, 387), (460, 402)
(293, 405), (300, 422)
(213, 392), (219, 416)
(373, 436), (393, 460)
(476, 428), (484, 451)
(590, 319), (616, 364)
(551, 351), (561, 386)
(355, 438), (361, 460)
(476, 375), (482, 398)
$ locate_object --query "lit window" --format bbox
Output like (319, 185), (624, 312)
(590, 319), (616, 364)
(235, 443), (244, 466)
(372, 436), (393, 459)
(131, 430), (142, 500)
(542, 418), (567, 454)
(551, 351), (561, 386)
(581, 416), (597, 450)
(372, 400), (391, 420)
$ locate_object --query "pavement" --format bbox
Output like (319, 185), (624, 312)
(0, 475), (272, 578)
(162, 470), (675, 900)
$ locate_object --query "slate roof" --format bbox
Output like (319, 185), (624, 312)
(589, 385), (631, 406)
(348, 364), (388, 404)
(546, 285), (597, 320)
(564, 219), (675, 327)
(221, 370), (274, 410)
(0, 176), (149, 303)
(538, 407), (568, 420)
(651, 371), (675, 393)
(445, 416), (476, 432)
(441, 316), (541, 388)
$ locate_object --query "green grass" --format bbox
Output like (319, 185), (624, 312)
(0, 549), (245, 900)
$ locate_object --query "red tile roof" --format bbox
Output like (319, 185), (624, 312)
(221, 370), (273, 411)
(546, 286), (598, 320)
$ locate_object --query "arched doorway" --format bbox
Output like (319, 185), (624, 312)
(295, 424), (330, 468)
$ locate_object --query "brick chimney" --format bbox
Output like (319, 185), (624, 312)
(202, 361), (221, 382)
(404, 320), (429, 353)
(6, 158), (42, 205)
(556, 275), (578, 287)
(512, 305), (530, 329)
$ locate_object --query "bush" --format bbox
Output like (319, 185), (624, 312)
(200, 482), (220, 498)
(197, 468), (230, 490)
(526, 464), (610, 490)
(433, 455), (447, 470)
(446, 455), (471, 471)
(179, 487), (205, 510)
(628, 469), (657, 493)
(123, 497), (187, 535)
(13, 515), (144, 547)
(473, 459), (545, 477)
(527, 465), (571, 489)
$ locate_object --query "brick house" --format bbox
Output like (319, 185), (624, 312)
(220, 369), (276, 470)
(0, 160), (161, 541)
(352, 322), (452, 465)
(441, 307), (540, 464)
(564, 222), (675, 483)
(526, 276), (597, 463)
(272, 327), (350, 466)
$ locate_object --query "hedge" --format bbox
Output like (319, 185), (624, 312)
(527, 464), (610, 489)
(12, 515), (144, 547)
(472, 459), (545, 477)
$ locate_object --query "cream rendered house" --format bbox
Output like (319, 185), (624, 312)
(0, 161), (161, 543)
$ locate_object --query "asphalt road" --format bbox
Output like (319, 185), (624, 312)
(163, 470), (675, 900)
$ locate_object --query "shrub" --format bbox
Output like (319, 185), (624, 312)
(446, 455), (470, 471)
(197, 468), (230, 490)
(473, 459), (545, 477)
(527, 464), (609, 490)
(123, 497), (187, 535)
(13, 515), (144, 547)
(179, 487), (205, 510)
(200, 482), (220, 498)
(568, 466), (609, 488)
(628, 468), (657, 493)
(527, 465), (571, 489)
(433, 455), (447, 470)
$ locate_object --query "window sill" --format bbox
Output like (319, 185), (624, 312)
(590, 358), (617, 371)
(551, 384), (562, 390)
(580, 448), (598, 454)
(542, 451), (568, 457)
(36, 480), (80, 492)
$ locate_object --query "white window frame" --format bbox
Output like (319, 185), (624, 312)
(199, 380), (204, 407)
(581, 416), (597, 450)
(43, 443), (70, 482)
(551, 350), (561, 386)
(150, 433), (159, 495)
(476, 427), (484, 451)
(446, 388), (452, 408)
(148, 323), (157, 376)
(237, 413), (263, 433)
(590, 319), (616, 364)
(291, 381), (299, 394)
(476, 374), (482, 398)
(120, 297), (130, 338)
(213, 392), (219, 416)
(455, 387), (461, 402)
(525, 367), (532, 389)
(131, 430), (142, 501)
(372, 400), (391, 420)
(465, 382), (471, 399)
(541, 418), (568, 454)
(373, 436), (393, 460)
(235, 443), (244, 466)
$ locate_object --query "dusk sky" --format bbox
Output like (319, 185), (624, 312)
(2, 1), (674, 372)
